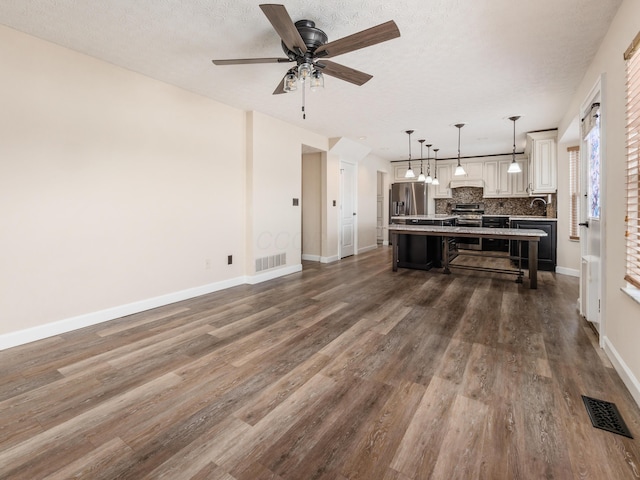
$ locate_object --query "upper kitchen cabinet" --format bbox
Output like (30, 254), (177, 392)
(526, 130), (557, 195)
(448, 161), (484, 188)
(483, 155), (528, 197)
(433, 160), (453, 198)
(393, 164), (412, 182)
(393, 163), (427, 182)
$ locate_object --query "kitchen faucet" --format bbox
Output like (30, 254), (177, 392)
(530, 197), (547, 215)
(530, 197), (547, 208)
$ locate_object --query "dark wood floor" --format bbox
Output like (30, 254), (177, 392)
(2, 247), (640, 479)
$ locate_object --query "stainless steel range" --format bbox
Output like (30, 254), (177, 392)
(452, 203), (485, 250)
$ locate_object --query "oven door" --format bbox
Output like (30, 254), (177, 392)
(457, 219), (482, 250)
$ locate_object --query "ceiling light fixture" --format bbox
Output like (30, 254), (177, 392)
(404, 130), (415, 178)
(282, 62), (324, 119)
(417, 139), (426, 182)
(454, 123), (467, 176)
(432, 148), (440, 185)
(425, 144), (433, 184)
(508, 116), (522, 173)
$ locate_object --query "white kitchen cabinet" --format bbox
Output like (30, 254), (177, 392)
(526, 131), (557, 195)
(484, 157), (528, 197)
(433, 161), (453, 198)
(508, 159), (529, 196)
(483, 161), (499, 196)
(448, 160), (484, 188)
(393, 163), (421, 182)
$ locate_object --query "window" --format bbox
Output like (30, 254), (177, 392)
(568, 146), (580, 240)
(625, 31), (640, 289)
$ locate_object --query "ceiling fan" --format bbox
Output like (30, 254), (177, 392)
(212, 4), (401, 100)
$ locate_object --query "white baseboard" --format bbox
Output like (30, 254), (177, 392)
(246, 264), (302, 285)
(358, 244), (378, 254)
(382, 240), (389, 246)
(0, 276), (247, 351)
(603, 335), (640, 408)
(556, 266), (580, 277)
(302, 254), (321, 262)
(321, 255), (340, 264)
(2, 265), (306, 350)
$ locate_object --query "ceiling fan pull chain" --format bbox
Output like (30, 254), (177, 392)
(302, 78), (306, 119)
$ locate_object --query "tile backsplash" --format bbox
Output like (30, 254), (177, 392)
(434, 187), (556, 217)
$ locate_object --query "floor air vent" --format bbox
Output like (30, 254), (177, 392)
(255, 253), (286, 273)
(582, 395), (633, 438)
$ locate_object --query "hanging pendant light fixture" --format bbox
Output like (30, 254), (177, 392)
(417, 139), (426, 182)
(454, 123), (467, 176)
(507, 116), (522, 173)
(425, 144), (433, 184)
(432, 148), (440, 185)
(404, 130), (415, 178)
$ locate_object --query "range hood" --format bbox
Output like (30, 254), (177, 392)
(449, 179), (485, 189)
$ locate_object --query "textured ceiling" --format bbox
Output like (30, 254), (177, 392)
(0, 0), (622, 160)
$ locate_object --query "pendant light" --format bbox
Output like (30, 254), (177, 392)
(432, 148), (440, 185)
(404, 130), (415, 178)
(425, 144), (433, 183)
(417, 139), (426, 182)
(507, 116), (522, 173)
(454, 123), (467, 176)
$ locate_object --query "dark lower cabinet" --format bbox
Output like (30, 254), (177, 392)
(509, 219), (557, 271)
(396, 218), (457, 269)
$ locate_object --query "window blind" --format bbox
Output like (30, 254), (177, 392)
(626, 34), (640, 288)
(568, 146), (580, 240)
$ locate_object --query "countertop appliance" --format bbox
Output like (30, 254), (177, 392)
(390, 182), (429, 217)
(451, 203), (484, 250)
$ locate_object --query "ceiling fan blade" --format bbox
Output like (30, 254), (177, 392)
(317, 60), (373, 86)
(273, 76), (287, 95)
(259, 4), (307, 54)
(315, 20), (400, 58)
(212, 57), (291, 65)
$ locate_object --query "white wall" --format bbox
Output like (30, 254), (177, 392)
(302, 152), (322, 258)
(246, 112), (327, 278)
(556, 136), (582, 274)
(359, 153), (392, 252)
(0, 25), (246, 342)
(0, 25), (338, 347)
(558, 0), (640, 404)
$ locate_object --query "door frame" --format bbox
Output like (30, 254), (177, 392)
(579, 74), (606, 345)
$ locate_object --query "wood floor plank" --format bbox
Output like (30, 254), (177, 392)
(2, 248), (640, 478)
(430, 393), (489, 479)
(389, 375), (459, 478)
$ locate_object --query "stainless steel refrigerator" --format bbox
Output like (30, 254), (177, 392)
(390, 182), (429, 217)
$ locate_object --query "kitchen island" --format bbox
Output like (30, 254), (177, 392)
(390, 215), (457, 270)
(389, 224), (548, 289)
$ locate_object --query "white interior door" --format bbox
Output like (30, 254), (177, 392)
(340, 161), (356, 258)
(579, 95), (602, 329)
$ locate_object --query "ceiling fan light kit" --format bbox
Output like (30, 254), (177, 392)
(212, 4), (400, 119)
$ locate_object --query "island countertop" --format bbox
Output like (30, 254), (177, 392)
(388, 224), (548, 238)
(390, 214), (458, 221)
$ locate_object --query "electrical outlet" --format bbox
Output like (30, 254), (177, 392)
(227, 255), (233, 265)
(292, 198), (299, 206)
(333, 200), (336, 206)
